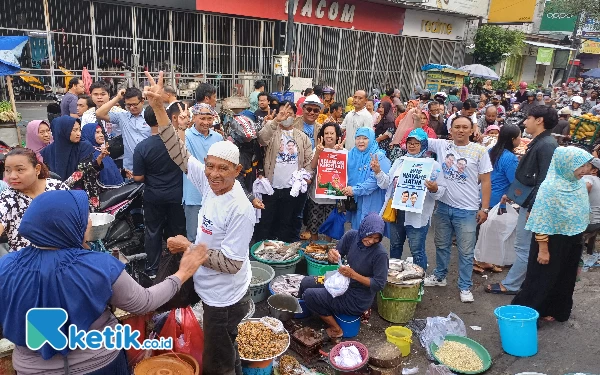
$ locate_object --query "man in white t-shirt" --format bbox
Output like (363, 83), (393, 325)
(445, 99), (479, 134)
(424, 113), (493, 303)
(342, 90), (372, 149)
(143, 72), (254, 375)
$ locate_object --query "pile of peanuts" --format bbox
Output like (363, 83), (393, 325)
(435, 341), (484, 372)
(237, 321), (288, 360)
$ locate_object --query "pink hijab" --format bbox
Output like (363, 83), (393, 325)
(392, 108), (418, 146)
(26, 120), (53, 162)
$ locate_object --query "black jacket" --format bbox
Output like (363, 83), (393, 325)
(514, 130), (558, 209)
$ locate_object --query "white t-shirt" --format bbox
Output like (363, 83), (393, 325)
(583, 175), (600, 224)
(187, 156), (255, 307)
(272, 130), (299, 189)
(428, 139), (493, 211)
(445, 112), (478, 132)
(342, 107), (373, 150)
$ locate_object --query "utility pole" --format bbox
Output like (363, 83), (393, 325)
(284, 0), (295, 91)
(563, 12), (582, 82)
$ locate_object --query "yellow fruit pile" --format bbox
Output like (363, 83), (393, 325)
(570, 115), (600, 141)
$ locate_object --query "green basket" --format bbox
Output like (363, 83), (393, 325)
(250, 241), (302, 265)
(571, 116), (600, 145)
(319, 264), (339, 276)
(430, 335), (492, 374)
(376, 282), (423, 323)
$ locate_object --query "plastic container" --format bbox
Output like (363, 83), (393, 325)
(306, 256), (330, 276)
(494, 305), (539, 357)
(376, 282), (422, 323)
(250, 241), (302, 276)
(329, 341), (369, 372)
(430, 335), (492, 374)
(334, 314), (361, 338)
(385, 326), (412, 357)
(241, 359), (273, 375)
(319, 264), (339, 276)
(248, 261), (275, 303)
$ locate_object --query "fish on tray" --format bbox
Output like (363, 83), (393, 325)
(387, 259), (424, 283)
(270, 274), (305, 297)
(254, 241), (302, 262)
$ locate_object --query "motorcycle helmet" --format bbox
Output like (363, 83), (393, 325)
(571, 96), (584, 105)
(449, 87), (459, 95)
(323, 86), (335, 95)
(526, 90), (536, 98)
(519, 81), (528, 89)
(420, 90), (431, 100)
(228, 115), (257, 144)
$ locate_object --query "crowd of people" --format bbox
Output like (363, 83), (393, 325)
(1, 71), (600, 374)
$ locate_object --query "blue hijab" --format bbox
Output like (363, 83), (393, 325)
(405, 128), (429, 158)
(81, 123), (124, 185)
(40, 116), (96, 180)
(0, 190), (125, 359)
(526, 146), (592, 236)
(348, 127), (385, 186)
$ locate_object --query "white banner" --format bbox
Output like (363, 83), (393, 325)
(420, 0), (490, 18)
(402, 9), (467, 41)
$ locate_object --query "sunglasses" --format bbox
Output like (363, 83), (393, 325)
(304, 107), (320, 114)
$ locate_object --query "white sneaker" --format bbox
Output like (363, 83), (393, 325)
(424, 274), (447, 287)
(460, 290), (474, 303)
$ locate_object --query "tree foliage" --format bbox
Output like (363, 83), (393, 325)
(545, 0), (600, 27)
(473, 25), (525, 67)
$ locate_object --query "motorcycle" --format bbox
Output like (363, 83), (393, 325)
(505, 111), (527, 132)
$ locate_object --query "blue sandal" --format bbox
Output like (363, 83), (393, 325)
(485, 283), (517, 295)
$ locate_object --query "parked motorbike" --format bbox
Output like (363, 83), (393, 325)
(505, 111), (527, 132)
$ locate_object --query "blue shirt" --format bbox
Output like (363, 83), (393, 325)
(303, 122), (315, 148)
(109, 110), (151, 170)
(183, 127), (223, 205)
(490, 149), (518, 207)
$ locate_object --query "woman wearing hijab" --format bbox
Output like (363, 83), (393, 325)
(81, 124), (125, 186)
(373, 129), (446, 271)
(390, 108), (437, 163)
(0, 190), (207, 374)
(342, 128), (391, 230)
(40, 116), (104, 181)
(25, 120), (53, 162)
(374, 101), (396, 158)
(394, 100), (418, 128)
(512, 147), (593, 322)
(535, 92), (545, 106)
(298, 213), (389, 340)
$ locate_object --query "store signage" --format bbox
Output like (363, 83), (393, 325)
(539, 1), (577, 33)
(401, 9), (466, 41)
(488, 0), (536, 23)
(194, 0), (406, 35)
(419, 0), (488, 18)
(581, 40), (600, 55)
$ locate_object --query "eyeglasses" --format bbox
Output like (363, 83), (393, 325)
(125, 101), (142, 108)
(304, 107), (320, 114)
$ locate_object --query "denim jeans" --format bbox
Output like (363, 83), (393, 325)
(501, 207), (532, 291)
(433, 201), (477, 290)
(184, 204), (202, 243)
(389, 211), (429, 271)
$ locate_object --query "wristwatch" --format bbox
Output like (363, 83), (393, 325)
(482, 208), (491, 214)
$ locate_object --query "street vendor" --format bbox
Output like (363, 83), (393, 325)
(298, 213), (389, 341)
(143, 71), (255, 375)
(0, 190), (207, 374)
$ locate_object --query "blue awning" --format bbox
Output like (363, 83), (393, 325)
(0, 36), (29, 76)
(421, 64), (456, 71)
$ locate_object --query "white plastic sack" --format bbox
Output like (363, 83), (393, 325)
(474, 203), (518, 266)
(325, 271), (350, 298)
(420, 313), (467, 360)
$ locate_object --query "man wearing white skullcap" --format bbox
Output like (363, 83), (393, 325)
(143, 71), (255, 375)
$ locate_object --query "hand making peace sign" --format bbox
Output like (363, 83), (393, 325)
(370, 153), (381, 174)
(176, 102), (191, 129)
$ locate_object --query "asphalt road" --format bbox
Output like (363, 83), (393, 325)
(13, 101), (600, 374)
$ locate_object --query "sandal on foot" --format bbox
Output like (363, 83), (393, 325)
(490, 265), (503, 273)
(473, 265), (485, 274)
(485, 283), (517, 295)
(325, 328), (343, 343)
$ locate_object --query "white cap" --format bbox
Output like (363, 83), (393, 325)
(207, 141), (240, 165)
(301, 94), (324, 109)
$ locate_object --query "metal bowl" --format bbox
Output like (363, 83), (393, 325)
(88, 213), (115, 241)
(267, 294), (302, 322)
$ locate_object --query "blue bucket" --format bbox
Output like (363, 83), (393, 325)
(494, 305), (539, 357)
(334, 314), (361, 338)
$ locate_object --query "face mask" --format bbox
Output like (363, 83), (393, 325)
(281, 118), (294, 127)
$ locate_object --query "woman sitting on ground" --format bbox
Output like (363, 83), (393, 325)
(299, 213), (389, 340)
(0, 190), (207, 374)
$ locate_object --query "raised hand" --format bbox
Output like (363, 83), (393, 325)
(413, 107), (423, 127)
(143, 70), (165, 110)
(274, 103), (292, 122)
(117, 89), (126, 99)
(264, 109), (276, 122)
(370, 153), (381, 174)
(176, 102), (191, 129)
(316, 136), (325, 154)
(333, 136), (344, 151)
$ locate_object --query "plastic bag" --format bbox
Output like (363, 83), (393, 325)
(420, 313), (466, 360)
(425, 363), (455, 375)
(474, 203), (518, 266)
(319, 206), (346, 240)
(154, 250), (201, 312)
(157, 307), (204, 372)
(324, 271), (350, 298)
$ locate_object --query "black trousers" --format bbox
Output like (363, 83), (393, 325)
(143, 201), (186, 273)
(254, 188), (306, 243)
(202, 298), (249, 375)
(512, 233), (583, 322)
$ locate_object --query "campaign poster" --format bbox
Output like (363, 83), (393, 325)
(391, 157), (435, 213)
(315, 149), (348, 200)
